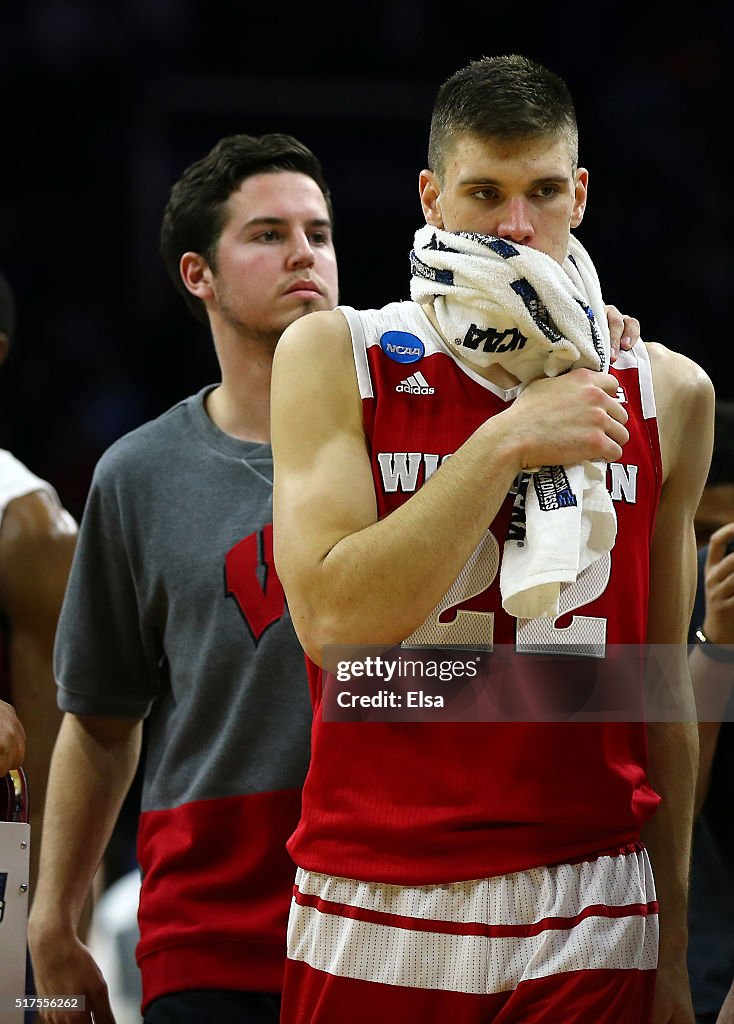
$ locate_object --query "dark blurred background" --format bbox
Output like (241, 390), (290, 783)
(2, 2), (731, 520)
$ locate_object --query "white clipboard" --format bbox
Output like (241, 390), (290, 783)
(0, 770), (30, 1024)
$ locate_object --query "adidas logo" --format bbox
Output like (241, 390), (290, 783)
(396, 371), (435, 395)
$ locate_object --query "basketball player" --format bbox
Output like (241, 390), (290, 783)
(271, 56), (713, 1023)
(26, 127), (639, 1024)
(27, 134), (339, 1024)
(0, 270), (78, 892)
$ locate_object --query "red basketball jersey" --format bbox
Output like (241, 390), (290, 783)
(288, 300), (663, 884)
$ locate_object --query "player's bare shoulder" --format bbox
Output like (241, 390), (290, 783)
(273, 307), (359, 412)
(646, 341), (715, 483)
(646, 341), (712, 401)
(0, 489), (77, 610)
(275, 308), (352, 366)
(0, 489), (76, 553)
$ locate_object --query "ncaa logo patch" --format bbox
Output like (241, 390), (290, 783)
(380, 331), (425, 364)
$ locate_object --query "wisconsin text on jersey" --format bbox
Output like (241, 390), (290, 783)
(377, 451), (639, 505)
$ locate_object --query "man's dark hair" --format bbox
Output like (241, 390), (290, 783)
(160, 132), (334, 325)
(708, 400), (734, 487)
(0, 271), (16, 344)
(428, 54), (578, 182)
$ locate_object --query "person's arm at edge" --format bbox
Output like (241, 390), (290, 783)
(689, 525), (734, 815)
(0, 489), (77, 898)
(642, 344), (715, 1024)
(688, 529), (734, 1024)
(717, 978), (734, 1024)
(28, 713), (142, 1024)
(271, 308), (629, 663)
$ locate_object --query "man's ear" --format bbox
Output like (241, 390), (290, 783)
(571, 167), (589, 229)
(180, 252), (215, 302)
(419, 170), (445, 228)
(0, 333), (10, 368)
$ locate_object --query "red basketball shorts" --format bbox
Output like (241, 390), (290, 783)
(282, 845), (658, 1023)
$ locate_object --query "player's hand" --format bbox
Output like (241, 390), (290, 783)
(0, 699), (25, 776)
(507, 367), (629, 468)
(605, 304), (640, 363)
(28, 930), (116, 1024)
(652, 953), (695, 1024)
(651, 950), (696, 1024)
(702, 523), (734, 646)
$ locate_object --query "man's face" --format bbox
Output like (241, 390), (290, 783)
(208, 170), (338, 341)
(419, 132), (587, 265)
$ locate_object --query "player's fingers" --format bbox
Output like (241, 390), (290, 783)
(620, 314), (640, 349)
(605, 415), (629, 452)
(0, 701), (25, 773)
(706, 524), (734, 567)
(596, 370), (623, 397)
(605, 304), (624, 363)
(594, 375), (628, 426)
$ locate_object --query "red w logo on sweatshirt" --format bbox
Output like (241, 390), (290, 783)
(224, 525), (285, 643)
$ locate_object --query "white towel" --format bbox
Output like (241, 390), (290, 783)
(409, 226), (617, 619)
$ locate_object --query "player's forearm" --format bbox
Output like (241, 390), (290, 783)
(291, 415), (522, 659)
(28, 713), (141, 941)
(642, 720), (698, 956)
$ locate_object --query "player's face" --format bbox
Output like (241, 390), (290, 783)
(210, 170), (338, 339)
(420, 133), (587, 265)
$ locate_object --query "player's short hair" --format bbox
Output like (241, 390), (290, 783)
(160, 133), (333, 325)
(0, 270), (16, 344)
(708, 400), (734, 487)
(428, 54), (579, 182)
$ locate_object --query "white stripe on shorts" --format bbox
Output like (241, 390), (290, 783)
(288, 847), (658, 995)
